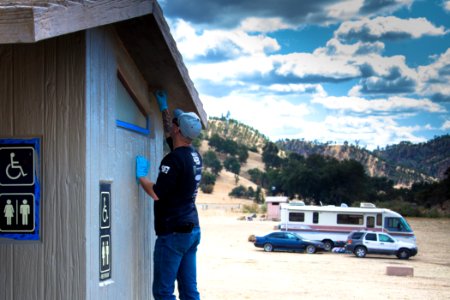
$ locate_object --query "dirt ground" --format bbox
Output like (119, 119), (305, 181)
(196, 211), (450, 300)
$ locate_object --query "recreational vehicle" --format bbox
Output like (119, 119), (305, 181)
(279, 202), (416, 251)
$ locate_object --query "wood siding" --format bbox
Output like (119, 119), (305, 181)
(0, 33), (86, 300)
(85, 27), (162, 300)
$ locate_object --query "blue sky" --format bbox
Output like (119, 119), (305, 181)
(159, 0), (450, 150)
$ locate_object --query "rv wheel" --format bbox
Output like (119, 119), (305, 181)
(323, 240), (333, 252)
(263, 243), (273, 252)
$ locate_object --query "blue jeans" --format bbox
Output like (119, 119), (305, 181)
(153, 227), (201, 300)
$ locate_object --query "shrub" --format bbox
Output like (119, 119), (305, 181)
(201, 184), (214, 194)
(242, 203), (259, 214)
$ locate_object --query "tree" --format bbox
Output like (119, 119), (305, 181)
(200, 171), (216, 194)
(203, 150), (222, 175)
(224, 156), (241, 175)
(262, 142), (282, 169)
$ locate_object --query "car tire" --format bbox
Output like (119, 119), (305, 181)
(263, 243), (273, 252)
(354, 246), (367, 258)
(397, 248), (410, 259)
(306, 245), (316, 254)
(323, 240), (333, 252)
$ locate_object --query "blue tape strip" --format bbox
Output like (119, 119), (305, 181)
(116, 120), (150, 135)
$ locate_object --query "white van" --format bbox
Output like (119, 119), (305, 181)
(279, 203), (416, 251)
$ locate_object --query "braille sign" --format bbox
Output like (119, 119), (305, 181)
(0, 138), (40, 240)
(99, 182), (112, 281)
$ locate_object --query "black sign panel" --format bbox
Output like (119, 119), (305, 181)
(0, 194), (35, 232)
(0, 147), (35, 186)
(99, 183), (112, 281)
(0, 138), (40, 241)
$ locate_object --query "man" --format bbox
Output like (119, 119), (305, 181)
(136, 90), (203, 300)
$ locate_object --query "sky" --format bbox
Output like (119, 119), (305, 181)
(159, 0), (450, 150)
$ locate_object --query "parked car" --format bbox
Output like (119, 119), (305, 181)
(254, 231), (325, 254)
(345, 230), (418, 259)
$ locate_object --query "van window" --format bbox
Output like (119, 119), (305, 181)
(313, 212), (319, 224)
(289, 212), (304, 222)
(337, 214), (363, 225)
(367, 216), (375, 228)
(365, 233), (377, 241)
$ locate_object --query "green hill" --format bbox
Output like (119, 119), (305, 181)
(202, 118), (448, 187)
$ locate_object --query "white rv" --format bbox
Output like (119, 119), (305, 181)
(279, 202), (416, 251)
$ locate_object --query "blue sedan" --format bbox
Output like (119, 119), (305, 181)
(254, 231), (325, 254)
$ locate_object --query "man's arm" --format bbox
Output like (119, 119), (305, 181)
(139, 177), (159, 200)
(154, 90), (172, 139)
(136, 156), (159, 200)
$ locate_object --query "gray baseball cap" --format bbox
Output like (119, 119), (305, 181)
(173, 109), (202, 140)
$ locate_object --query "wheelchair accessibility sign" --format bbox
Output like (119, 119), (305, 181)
(0, 147), (35, 186)
(0, 138), (40, 240)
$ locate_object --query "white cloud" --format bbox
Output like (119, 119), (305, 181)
(299, 115), (426, 150)
(268, 83), (327, 97)
(202, 92), (311, 138)
(445, 1), (450, 12)
(188, 54), (274, 82)
(335, 16), (448, 42)
(239, 17), (298, 33)
(272, 52), (360, 79)
(201, 91), (432, 150)
(312, 95), (446, 113)
(317, 38), (385, 56)
(442, 120), (450, 130)
(417, 48), (450, 101)
(170, 19), (280, 60)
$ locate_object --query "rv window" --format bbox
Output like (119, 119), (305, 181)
(385, 217), (412, 232)
(313, 212), (319, 224)
(365, 233), (377, 241)
(367, 216), (375, 228)
(337, 214), (363, 225)
(289, 212), (305, 222)
(376, 214), (382, 226)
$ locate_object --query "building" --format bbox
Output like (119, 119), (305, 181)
(0, 1), (206, 299)
(265, 196), (289, 220)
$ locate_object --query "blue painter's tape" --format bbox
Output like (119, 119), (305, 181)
(116, 120), (150, 135)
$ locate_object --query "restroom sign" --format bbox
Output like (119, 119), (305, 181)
(0, 138), (40, 240)
(0, 147), (35, 186)
(99, 182), (112, 281)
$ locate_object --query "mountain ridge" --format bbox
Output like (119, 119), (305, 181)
(203, 118), (449, 187)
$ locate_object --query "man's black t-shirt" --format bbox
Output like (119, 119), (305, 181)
(152, 145), (202, 235)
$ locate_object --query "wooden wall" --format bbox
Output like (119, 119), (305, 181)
(0, 33), (86, 299)
(0, 25), (163, 300)
(85, 26), (161, 299)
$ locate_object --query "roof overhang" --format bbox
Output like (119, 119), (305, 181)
(0, 0), (207, 126)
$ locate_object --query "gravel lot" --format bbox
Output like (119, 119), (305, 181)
(196, 212), (450, 300)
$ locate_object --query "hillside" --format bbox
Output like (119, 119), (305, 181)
(199, 118), (448, 193)
(373, 135), (450, 180)
(196, 140), (264, 205)
(205, 117), (268, 151)
(277, 139), (438, 187)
